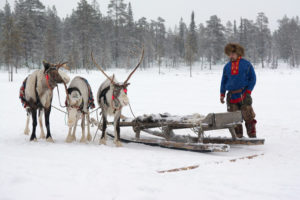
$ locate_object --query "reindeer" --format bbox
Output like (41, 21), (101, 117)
(20, 61), (70, 142)
(91, 48), (144, 147)
(65, 76), (95, 143)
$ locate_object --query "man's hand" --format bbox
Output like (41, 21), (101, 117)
(220, 96), (225, 104)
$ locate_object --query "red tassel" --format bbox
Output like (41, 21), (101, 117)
(45, 74), (49, 80)
(112, 95), (115, 100)
(124, 89), (127, 94)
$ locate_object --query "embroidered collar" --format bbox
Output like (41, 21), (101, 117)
(231, 57), (241, 75)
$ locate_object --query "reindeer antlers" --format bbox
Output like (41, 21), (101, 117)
(56, 62), (70, 70)
(124, 46), (144, 84)
(91, 46), (144, 85)
(91, 51), (116, 84)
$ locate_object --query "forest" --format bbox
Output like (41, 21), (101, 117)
(0, 0), (300, 78)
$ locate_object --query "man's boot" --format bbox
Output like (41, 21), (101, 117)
(235, 124), (243, 138)
(245, 119), (257, 138)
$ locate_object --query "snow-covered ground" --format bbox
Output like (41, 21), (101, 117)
(0, 66), (300, 200)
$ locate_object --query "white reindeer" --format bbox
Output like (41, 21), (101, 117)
(20, 61), (70, 142)
(65, 76), (95, 143)
(91, 48), (144, 147)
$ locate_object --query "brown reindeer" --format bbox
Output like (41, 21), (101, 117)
(20, 61), (70, 142)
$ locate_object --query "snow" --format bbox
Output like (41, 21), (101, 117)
(0, 66), (300, 200)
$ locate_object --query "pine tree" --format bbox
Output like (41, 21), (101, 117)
(44, 6), (61, 63)
(205, 15), (225, 69)
(178, 18), (186, 59)
(108, 0), (127, 68)
(74, 0), (100, 69)
(255, 12), (271, 68)
(156, 17), (166, 69)
(198, 23), (207, 69)
(185, 11), (198, 76)
(14, 0), (46, 67)
(1, 1), (21, 81)
(275, 16), (300, 67)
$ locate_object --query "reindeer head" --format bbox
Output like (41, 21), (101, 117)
(66, 89), (83, 127)
(43, 60), (70, 88)
(109, 76), (130, 109)
(91, 47), (144, 110)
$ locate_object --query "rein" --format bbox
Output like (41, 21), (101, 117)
(56, 82), (70, 108)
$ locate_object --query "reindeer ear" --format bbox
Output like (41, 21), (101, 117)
(43, 60), (50, 71)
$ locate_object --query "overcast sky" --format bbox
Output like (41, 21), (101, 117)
(1, 0), (299, 31)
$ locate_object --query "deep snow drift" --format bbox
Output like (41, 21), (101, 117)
(0, 66), (299, 200)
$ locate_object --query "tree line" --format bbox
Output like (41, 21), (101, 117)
(1, 0), (300, 80)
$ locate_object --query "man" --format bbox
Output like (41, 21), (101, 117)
(220, 43), (257, 138)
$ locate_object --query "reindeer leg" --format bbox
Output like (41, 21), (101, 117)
(39, 109), (46, 139)
(30, 109), (37, 142)
(99, 114), (107, 145)
(114, 112), (122, 147)
(24, 110), (30, 135)
(71, 117), (79, 142)
(86, 112), (92, 142)
(80, 113), (86, 143)
(45, 107), (54, 143)
(66, 126), (74, 143)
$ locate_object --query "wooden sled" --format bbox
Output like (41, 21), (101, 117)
(91, 111), (265, 153)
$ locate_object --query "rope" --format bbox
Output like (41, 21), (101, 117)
(52, 105), (67, 114)
(56, 85), (67, 108)
(89, 106), (101, 114)
(128, 102), (137, 119)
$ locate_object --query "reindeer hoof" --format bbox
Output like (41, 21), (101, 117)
(40, 133), (46, 139)
(80, 137), (87, 143)
(87, 134), (92, 142)
(30, 138), (37, 142)
(46, 137), (54, 143)
(99, 138), (107, 145)
(114, 140), (123, 147)
(65, 136), (74, 143)
(24, 128), (30, 135)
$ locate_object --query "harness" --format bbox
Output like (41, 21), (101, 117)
(34, 76), (42, 108)
(65, 78), (95, 113)
(79, 77), (95, 109)
(19, 76), (42, 108)
(19, 77), (28, 108)
(99, 86), (110, 106)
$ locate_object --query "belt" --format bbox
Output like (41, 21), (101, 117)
(230, 88), (243, 94)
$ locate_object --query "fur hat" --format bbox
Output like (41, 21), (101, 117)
(224, 43), (245, 57)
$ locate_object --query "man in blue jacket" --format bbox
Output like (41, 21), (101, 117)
(220, 43), (257, 138)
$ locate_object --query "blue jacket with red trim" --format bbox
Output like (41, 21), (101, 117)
(220, 58), (256, 103)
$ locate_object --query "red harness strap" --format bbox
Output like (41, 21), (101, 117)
(45, 74), (53, 91)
